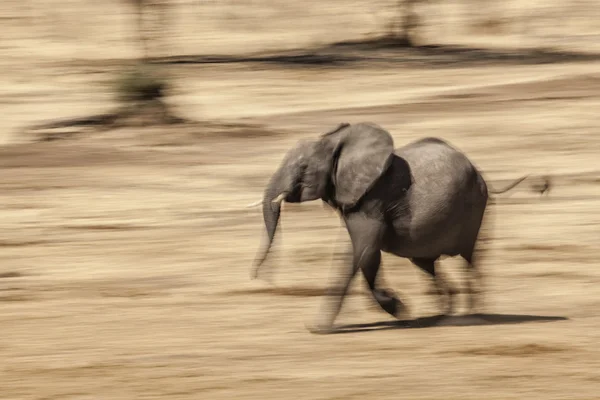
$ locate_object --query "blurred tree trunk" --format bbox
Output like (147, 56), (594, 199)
(387, 0), (419, 46)
(127, 0), (170, 61)
(128, 0), (148, 60)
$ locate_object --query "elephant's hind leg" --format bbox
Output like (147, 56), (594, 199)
(411, 257), (456, 315)
(461, 248), (485, 314)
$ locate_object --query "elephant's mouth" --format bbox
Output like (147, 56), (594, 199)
(282, 181), (305, 203)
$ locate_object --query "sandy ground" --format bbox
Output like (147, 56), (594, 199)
(1, 1), (600, 399)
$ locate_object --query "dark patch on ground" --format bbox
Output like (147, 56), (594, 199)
(443, 343), (569, 357)
(148, 38), (600, 69)
(333, 313), (568, 334)
(0, 271), (25, 279)
(221, 285), (364, 298)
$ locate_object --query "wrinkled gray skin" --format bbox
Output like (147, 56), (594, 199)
(252, 122), (530, 334)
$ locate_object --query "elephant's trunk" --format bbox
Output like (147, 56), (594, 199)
(251, 171), (289, 279)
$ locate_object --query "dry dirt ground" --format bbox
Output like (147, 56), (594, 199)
(1, 1), (600, 399)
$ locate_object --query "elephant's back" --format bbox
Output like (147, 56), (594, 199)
(395, 137), (475, 197)
(396, 137), (470, 170)
(393, 137), (483, 256)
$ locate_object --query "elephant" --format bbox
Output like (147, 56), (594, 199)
(251, 122), (537, 334)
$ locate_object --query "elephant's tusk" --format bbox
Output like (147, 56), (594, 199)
(245, 200), (263, 208)
(272, 193), (286, 204)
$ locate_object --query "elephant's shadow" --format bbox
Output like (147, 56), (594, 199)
(333, 313), (568, 334)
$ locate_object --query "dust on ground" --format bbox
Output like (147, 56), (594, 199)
(1, 1), (600, 399)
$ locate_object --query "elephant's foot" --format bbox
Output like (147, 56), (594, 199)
(305, 317), (336, 335)
(437, 288), (457, 316)
(465, 276), (484, 315)
(375, 289), (410, 320)
(466, 289), (483, 315)
(432, 279), (457, 316)
(305, 321), (335, 335)
(443, 294), (454, 316)
(391, 297), (410, 320)
(305, 308), (338, 335)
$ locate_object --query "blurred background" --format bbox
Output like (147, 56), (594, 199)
(1, 1), (599, 399)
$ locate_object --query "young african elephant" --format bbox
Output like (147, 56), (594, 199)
(251, 122), (531, 334)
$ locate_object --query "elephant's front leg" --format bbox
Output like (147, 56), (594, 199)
(361, 251), (407, 319)
(306, 216), (387, 334)
(305, 242), (357, 334)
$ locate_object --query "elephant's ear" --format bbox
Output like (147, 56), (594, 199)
(332, 123), (395, 208)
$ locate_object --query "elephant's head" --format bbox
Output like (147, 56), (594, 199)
(251, 122), (395, 277)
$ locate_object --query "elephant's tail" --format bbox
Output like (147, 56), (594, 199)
(487, 175), (529, 195)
